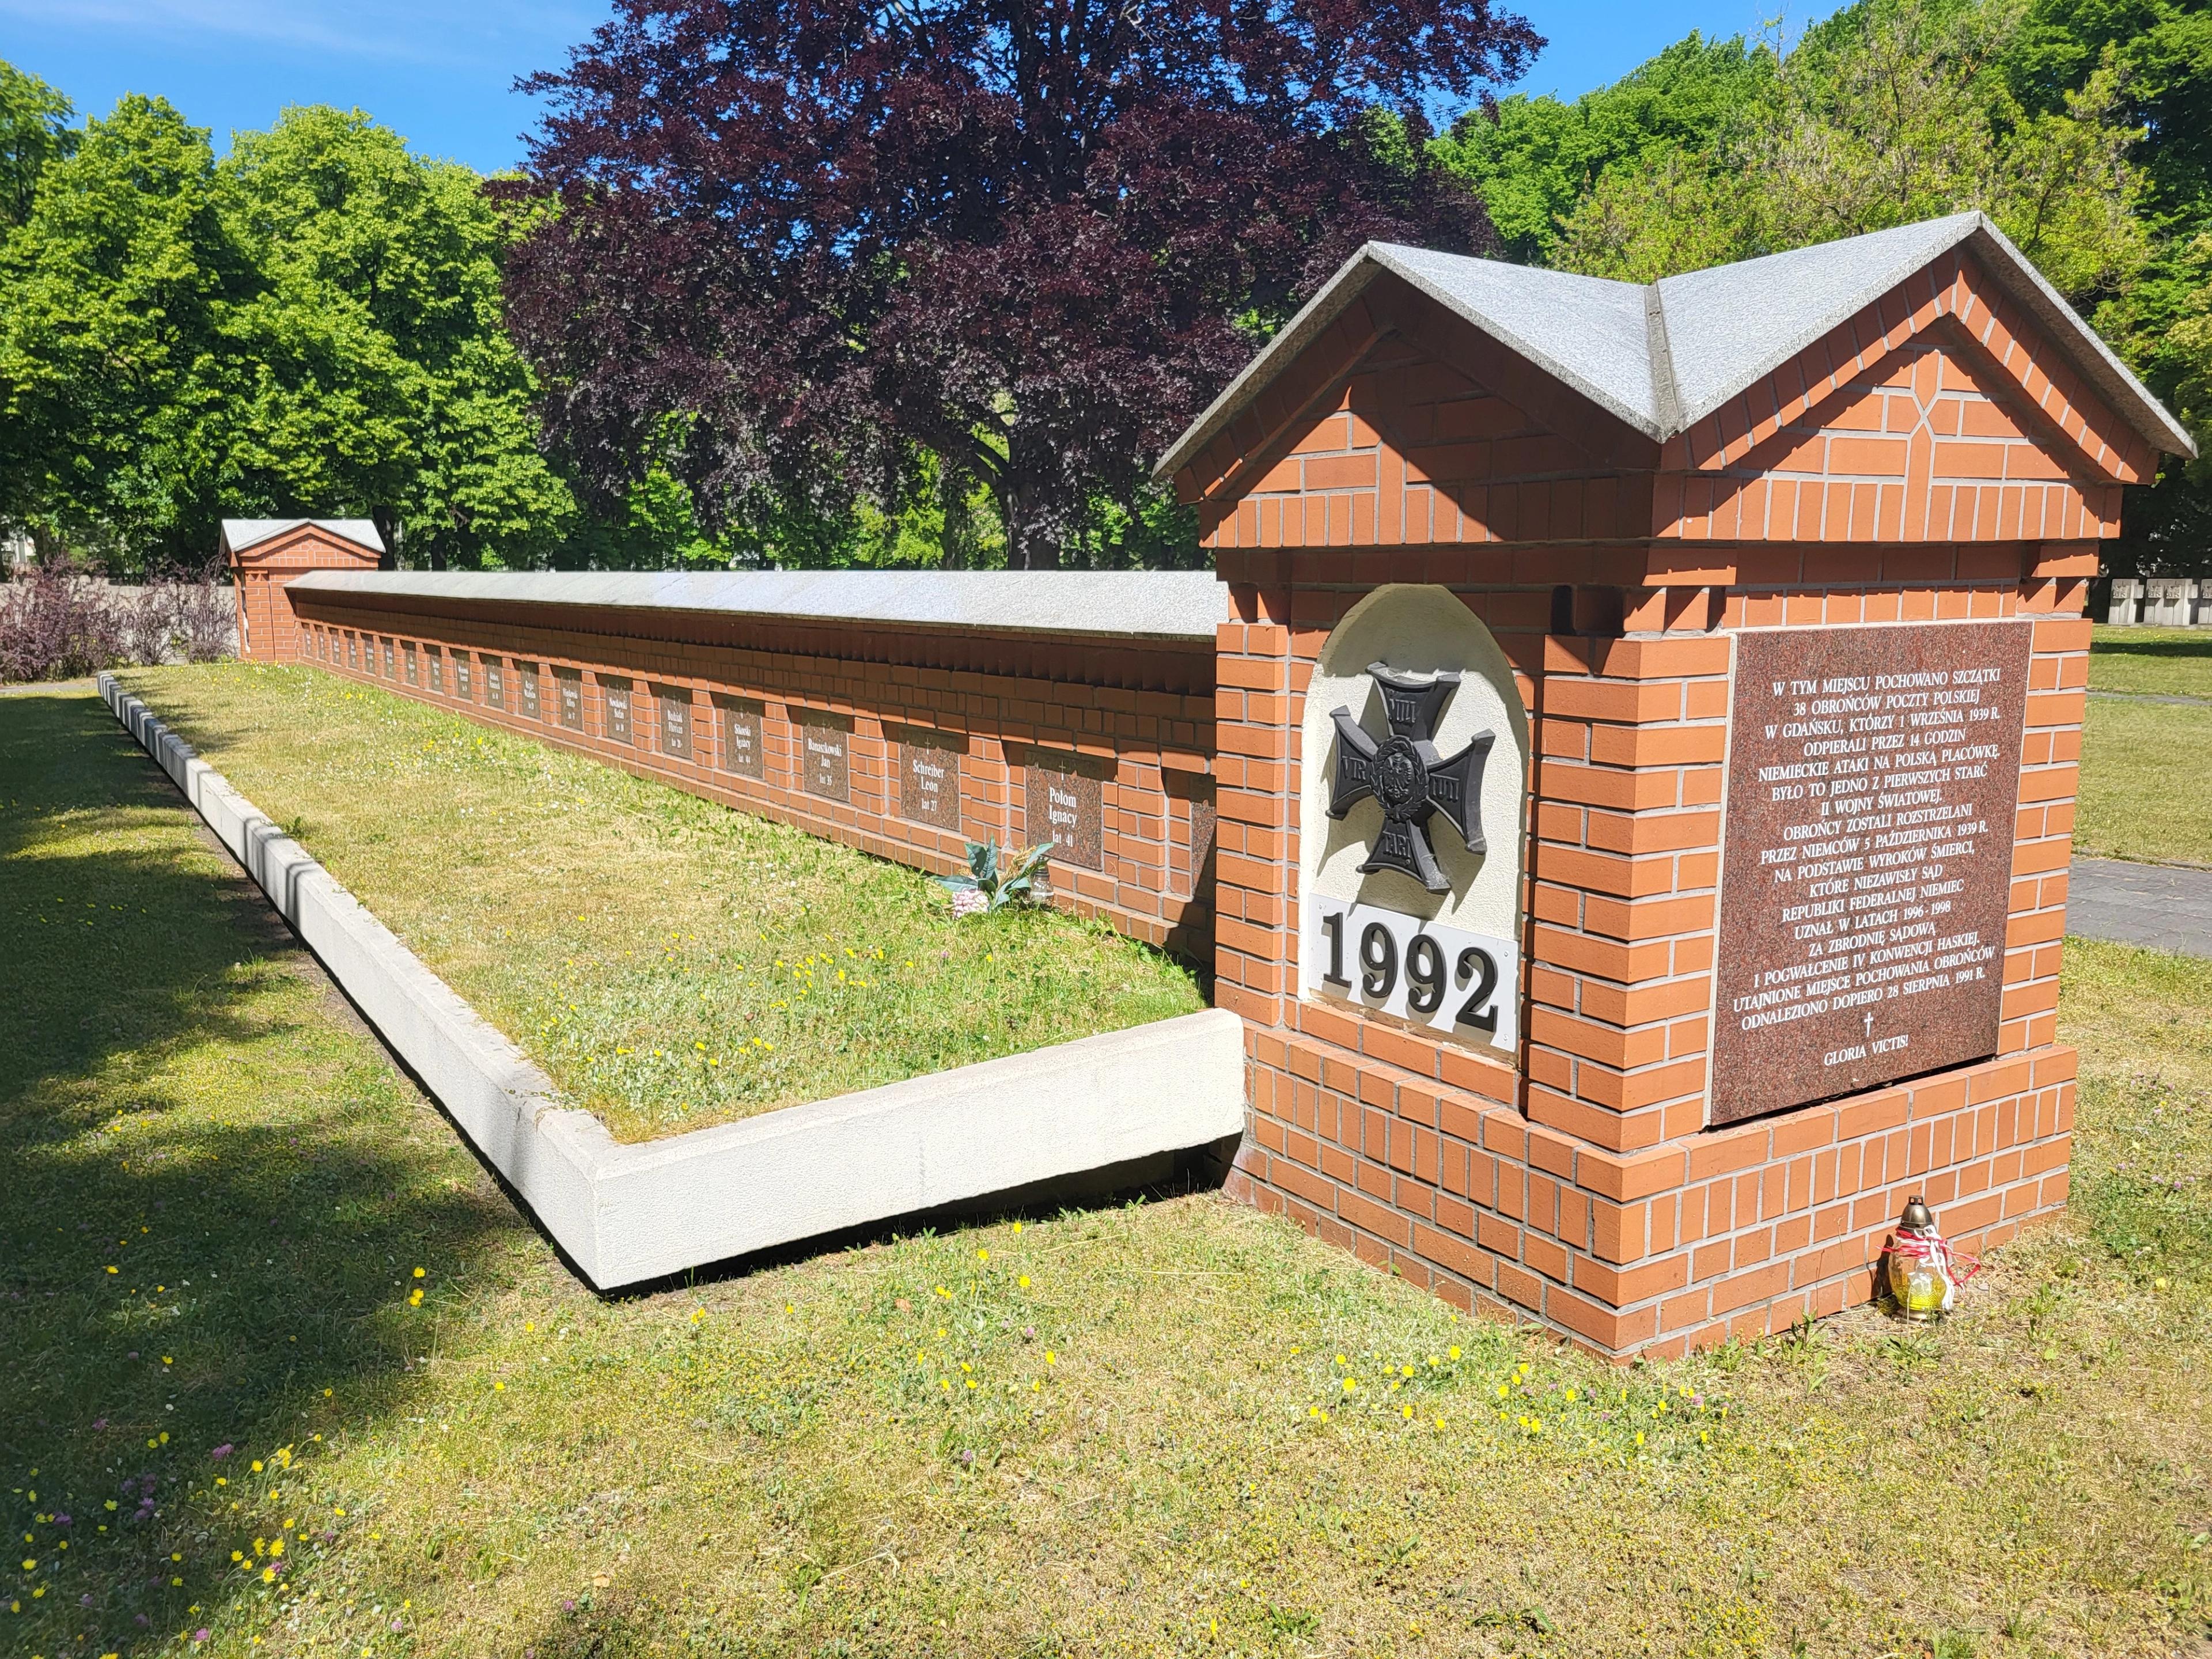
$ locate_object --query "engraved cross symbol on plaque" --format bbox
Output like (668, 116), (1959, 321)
(1326, 662), (1494, 895)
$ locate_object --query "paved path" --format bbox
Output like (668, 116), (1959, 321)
(2069, 857), (2212, 956)
(0, 678), (93, 696)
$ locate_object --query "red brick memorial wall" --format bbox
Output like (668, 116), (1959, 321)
(268, 577), (1220, 957)
(1163, 218), (2187, 1357)
(235, 216), (2194, 1358)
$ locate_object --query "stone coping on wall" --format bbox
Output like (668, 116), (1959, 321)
(100, 673), (1248, 1290)
(288, 569), (1230, 644)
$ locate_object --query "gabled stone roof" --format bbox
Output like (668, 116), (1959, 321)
(1156, 212), (2195, 482)
(221, 518), (385, 556)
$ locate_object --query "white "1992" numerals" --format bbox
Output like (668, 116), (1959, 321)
(1301, 895), (1517, 1050)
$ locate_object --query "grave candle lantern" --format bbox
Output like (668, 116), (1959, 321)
(1885, 1196), (1959, 1321)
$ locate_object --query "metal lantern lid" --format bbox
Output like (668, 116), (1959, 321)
(1900, 1195), (1936, 1234)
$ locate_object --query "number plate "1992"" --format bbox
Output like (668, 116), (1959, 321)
(1301, 894), (1518, 1051)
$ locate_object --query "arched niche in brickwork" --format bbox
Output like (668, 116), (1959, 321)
(1297, 584), (1529, 1053)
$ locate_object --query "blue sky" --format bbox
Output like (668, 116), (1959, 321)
(2, 0), (1825, 175)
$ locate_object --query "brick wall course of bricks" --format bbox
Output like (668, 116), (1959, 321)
(282, 590), (1217, 958)
(1183, 241), (2113, 1357)
(1209, 538), (2086, 1356)
(238, 230), (2144, 1360)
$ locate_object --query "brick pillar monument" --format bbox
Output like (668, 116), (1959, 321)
(1159, 213), (2195, 1358)
(221, 519), (385, 662)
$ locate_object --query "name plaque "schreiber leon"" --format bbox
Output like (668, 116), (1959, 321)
(1709, 620), (2033, 1126)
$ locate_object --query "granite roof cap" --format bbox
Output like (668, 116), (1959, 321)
(286, 569), (1229, 643)
(1155, 212), (2194, 483)
(221, 518), (385, 555)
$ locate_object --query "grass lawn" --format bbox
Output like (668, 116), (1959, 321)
(2075, 696), (2212, 866)
(5, 681), (2210, 1657)
(2088, 625), (2212, 700)
(2075, 628), (2212, 866)
(110, 664), (1205, 1141)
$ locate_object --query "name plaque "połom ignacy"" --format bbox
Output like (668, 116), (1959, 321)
(1709, 620), (2033, 1125)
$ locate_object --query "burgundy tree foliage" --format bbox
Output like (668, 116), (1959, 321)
(506, 0), (1541, 567)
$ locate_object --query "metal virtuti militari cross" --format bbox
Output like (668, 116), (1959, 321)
(1327, 662), (1494, 895)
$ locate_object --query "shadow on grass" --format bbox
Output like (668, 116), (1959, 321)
(3, 689), (1230, 1656)
(2091, 631), (2212, 662)
(0, 689), (523, 1654)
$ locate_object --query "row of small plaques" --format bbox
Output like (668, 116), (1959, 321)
(321, 630), (1222, 880)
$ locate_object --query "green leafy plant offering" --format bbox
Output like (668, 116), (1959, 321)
(938, 838), (1052, 917)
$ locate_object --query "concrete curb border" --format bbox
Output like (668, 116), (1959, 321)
(100, 674), (1247, 1290)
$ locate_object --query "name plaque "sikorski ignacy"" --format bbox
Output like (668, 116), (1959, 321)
(1709, 620), (2034, 1126)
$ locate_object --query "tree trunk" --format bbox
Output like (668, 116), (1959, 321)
(1002, 430), (1058, 570)
(370, 507), (403, 571)
(938, 454), (973, 571)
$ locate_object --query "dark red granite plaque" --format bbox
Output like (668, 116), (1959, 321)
(605, 680), (635, 745)
(656, 687), (691, 760)
(899, 730), (964, 830)
(797, 711), (850, 801)
(1025, 753), (1104, 871)
(1186, 785), (1217, 897)
(717, 698), (764, 779)
(1709, 620), (2034, 1126)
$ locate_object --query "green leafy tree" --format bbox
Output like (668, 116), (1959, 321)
(1551, 0), (2147, 301)
(1433, 35), (1777, 264)
(2009, 0), (2212, 219)
(2006, 0), (2212, 571)
(0, 94), (242, 569)
(0, 59), (74, 230)
(0, 88), (574, 573)
(218, 107), (575, 569)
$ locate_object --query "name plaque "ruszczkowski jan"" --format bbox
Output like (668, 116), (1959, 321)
(1710, 620), (2033, 1125)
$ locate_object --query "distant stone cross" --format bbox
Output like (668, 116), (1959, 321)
(1327, 662), (1494, 894)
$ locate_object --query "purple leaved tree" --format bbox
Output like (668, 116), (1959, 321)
(506, 0), (1540, 567)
